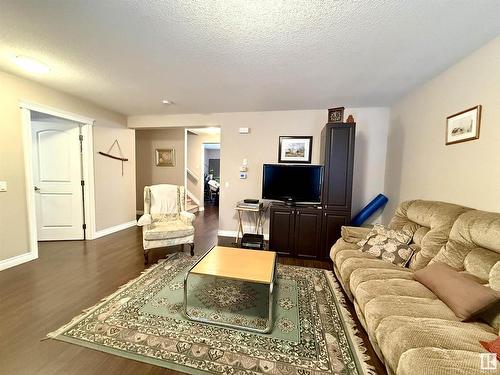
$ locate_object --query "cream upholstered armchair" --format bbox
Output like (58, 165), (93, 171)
(137, 184), (195, 264)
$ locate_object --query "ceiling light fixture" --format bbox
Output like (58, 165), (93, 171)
(13, 56), (50, 74)
(162, 99), (173, 105)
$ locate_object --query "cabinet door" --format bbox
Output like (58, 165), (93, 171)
(269, 207), (295, 256)
(294, 208), (322, 258)
(321, 212), (350, 259)
(323, 125), (355, 211)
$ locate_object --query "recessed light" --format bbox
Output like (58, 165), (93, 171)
(13, 56), (50, 74)
(162, 99), (173, 105)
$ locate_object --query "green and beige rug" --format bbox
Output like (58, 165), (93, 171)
(48, 253), (374, 374)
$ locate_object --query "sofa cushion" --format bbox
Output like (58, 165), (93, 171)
(414, 262), (500, 320)
(329, 238), (360, 264)
(388, 200), (470, 270)
(432, 210), (500, 279)
(355, 279), (436, 310)
(349, 267), (414, 296)
(339, 257), (400, 290)
(358, 224), (414, 267)
(364, 295), (459, 333)
(358, 223), (413, 246)
(144, 220), (194, 240)
(376, 316), (497, 373)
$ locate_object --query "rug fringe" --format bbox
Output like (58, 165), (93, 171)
(324, 271), (378, 375)
(46, 255), (175, 339)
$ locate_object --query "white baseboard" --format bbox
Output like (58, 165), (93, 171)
(93, 220), (137, 239)
(217, 230), (269, 241)
(0, 252), (37, 271)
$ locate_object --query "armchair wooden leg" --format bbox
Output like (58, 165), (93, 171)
(189, 243), (195, 256)
(144, 251), (149, 265)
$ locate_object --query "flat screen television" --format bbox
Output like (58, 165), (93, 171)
(262, 164), (323, 204)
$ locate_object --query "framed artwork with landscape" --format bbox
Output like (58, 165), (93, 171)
(446, 105), (482, 145)
(278, 136), (312, 163)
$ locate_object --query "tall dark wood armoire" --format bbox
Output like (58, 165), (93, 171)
(268, 122), (355, 259)
(319, 122), (356, 258)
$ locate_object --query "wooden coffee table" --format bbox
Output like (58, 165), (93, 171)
(183, 246), (277, 333)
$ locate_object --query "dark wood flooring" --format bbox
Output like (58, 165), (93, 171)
(0, 205), (385, 374)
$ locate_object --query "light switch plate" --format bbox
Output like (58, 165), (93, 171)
(0, 181), (7, 192)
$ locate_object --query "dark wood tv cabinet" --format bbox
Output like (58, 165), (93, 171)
(268, 122), (355, 260)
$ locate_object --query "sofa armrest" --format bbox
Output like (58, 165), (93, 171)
(341, 226), (372, 243)
(137, 214), (152, 226)
(180, 211), (195, 225)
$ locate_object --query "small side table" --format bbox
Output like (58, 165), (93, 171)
(235, 204), (267, 244)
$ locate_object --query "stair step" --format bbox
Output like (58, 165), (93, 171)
(186, 197), (199, 213)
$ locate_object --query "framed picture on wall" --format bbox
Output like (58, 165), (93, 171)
(155, 148), (175, 167)
(446, 105), (482, 145)
(278, 136), (312, 163)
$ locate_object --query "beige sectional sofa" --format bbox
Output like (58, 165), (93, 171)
(331, 200), (500, 375)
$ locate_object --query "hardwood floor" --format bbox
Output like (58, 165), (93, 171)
(0, 205), (385, 374)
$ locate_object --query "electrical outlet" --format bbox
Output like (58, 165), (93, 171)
(0, 181), (7, 192)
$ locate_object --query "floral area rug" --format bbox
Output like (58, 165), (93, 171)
(48, 253), (374, 374)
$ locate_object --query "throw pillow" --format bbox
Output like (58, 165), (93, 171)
(357, 224), (414, 267)
(414, 262), (500, 321)
(480, 336), (500, 361)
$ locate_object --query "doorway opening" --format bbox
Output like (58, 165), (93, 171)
(185, 127), (220, 212)
(20, 101), (96, 262)
(203, 143), (220, 207)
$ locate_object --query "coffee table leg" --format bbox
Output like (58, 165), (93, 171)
(262, 258), (276, 333)
(184, 248), (212, 319)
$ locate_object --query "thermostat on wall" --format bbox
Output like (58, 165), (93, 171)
(239, 172), (247, 179)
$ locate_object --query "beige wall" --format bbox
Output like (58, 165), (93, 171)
(0, 69), (132, 262)
(186, 131), (220, 205)
(384, 36), (500, 222)
(129, 108), (390, 235)
(135, 128), (185, 211)
(93, 127), (136, 230)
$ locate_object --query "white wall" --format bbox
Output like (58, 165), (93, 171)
(384, 36), (500, 221)
(129, 108), (390, 236)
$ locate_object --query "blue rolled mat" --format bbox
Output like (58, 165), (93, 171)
(350, 194), (389, 226)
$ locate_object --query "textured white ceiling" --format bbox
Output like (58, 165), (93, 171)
(1, 1), (499, 115)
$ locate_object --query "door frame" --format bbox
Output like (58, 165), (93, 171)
(19, 100), (97, 261)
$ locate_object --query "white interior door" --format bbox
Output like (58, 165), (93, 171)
(32, 120), (84, 241)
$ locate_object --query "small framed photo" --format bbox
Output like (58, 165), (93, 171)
(446, 105), (482, 145)
(155, 148), (175, 167)
(278, 136), (312, 164)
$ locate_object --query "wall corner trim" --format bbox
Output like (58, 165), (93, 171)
(0, 252), (37, 271)
(93, 220), (137, 239)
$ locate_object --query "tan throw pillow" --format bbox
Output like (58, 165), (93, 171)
(414, 262), (500, 321)
(357, 224), (414, 267)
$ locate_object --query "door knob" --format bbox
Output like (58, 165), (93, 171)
(34, 186), (40, 192)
